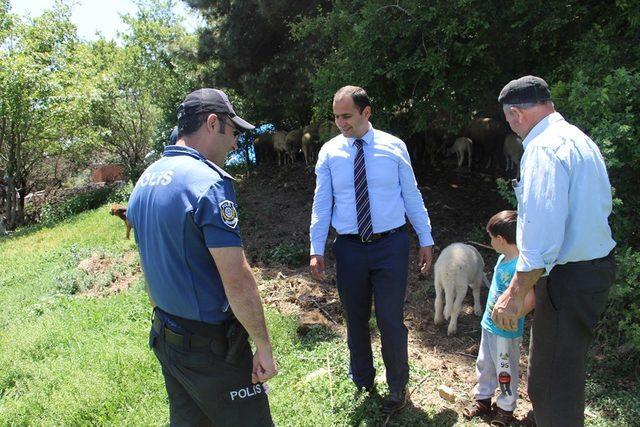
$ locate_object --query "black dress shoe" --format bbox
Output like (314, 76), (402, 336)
(354, 384), (378, 398)
(381, 388), (408, 414)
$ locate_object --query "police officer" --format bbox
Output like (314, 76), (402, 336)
(127, 88), (277, 426)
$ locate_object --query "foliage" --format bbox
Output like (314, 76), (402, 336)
(0, 3), (96, 229)
(495, 178), (517, 209)
(186, 0), (333, 128)
(90, 0), (201, 182)
(39, 184), (129, 226)
(267, 241), (308, 267)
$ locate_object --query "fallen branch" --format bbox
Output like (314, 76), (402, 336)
(466, 240), (494, 251)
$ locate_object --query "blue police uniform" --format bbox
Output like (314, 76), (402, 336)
(127, 144), (272, 426)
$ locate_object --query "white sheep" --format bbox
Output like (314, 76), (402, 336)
(503, 133), (523, 174)
(433, 243), (488, 335)
(447, 137), (473, 169)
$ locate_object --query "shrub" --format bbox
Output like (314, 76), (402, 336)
(267, 242), (308, 267)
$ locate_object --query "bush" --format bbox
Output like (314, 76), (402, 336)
(40, 183), (132, 225)
(267, 242), (308, 267)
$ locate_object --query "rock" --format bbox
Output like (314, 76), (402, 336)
(438, 384), (456, 402)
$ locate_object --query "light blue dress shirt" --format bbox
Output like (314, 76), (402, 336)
(514, 112), (616, 273)
(310, 124), (433, 256)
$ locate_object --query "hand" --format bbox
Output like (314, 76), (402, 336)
(417, 246), (433, 273)
(491, 288), (523, 331)
(310, 255), (325, 280)
(252, 347), (278, 384)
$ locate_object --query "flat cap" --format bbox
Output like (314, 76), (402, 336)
(498, 75), (551, 105)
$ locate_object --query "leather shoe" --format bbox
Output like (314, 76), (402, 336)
(354, 384), (378, 398)
(381, 388), (408, 414)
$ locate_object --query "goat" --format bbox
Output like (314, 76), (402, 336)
(433, 243), (488, 335)
(110, 204), (132, 239)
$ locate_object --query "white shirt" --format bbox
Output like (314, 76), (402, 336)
(310, 124), (433, 256)
(514, 112), (616, 273)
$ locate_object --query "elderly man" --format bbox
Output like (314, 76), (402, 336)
(310, 85), (434, 414)
(491, 76), (616, 427)
(127, 88), (277, 426)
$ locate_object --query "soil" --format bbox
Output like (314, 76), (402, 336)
(77, 250), (140, 297)
(235, 161), (535, 425)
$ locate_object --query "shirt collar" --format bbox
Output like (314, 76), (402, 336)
(162, 145), (235, 180)
(348, 123), (374, 146)
(522, 112), (564, 150)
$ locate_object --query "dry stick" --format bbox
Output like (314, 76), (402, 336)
(326, 353), (334, 413)
(466, 240), (494, 251)
(311, 297), (339, 325)
(455, 352), (477, 359)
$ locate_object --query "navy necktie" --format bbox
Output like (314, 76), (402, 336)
(354, 138), (372, 241)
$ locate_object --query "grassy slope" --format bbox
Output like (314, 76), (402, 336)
(0, 204), (636, 426)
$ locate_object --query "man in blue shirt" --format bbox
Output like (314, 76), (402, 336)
(491, 76), (616, 427)
(310, 85), (434, 414)
(127, 88), (277, 426)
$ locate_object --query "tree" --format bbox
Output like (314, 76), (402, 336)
(0, 2), (94, 229)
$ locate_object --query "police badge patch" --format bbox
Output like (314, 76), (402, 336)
(219, 200), (238, 228)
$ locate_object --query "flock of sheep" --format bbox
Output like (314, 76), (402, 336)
(252, 117), (524, 176)
(253, 121), (339, 166)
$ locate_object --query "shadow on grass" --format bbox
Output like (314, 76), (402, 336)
(348, 394), (458, 427)
(584, 351), (640, 425)
(296, 323), (342, 350)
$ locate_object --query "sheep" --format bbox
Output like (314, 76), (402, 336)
(301, 123), (320, 165)
(433, 243), (488, 335)
(285, 128), (303, 164)
(503, 133), (523, 175)
(272, 130), (288, 165)
(254, 132), (276, 165)
(447, 137), (473, 169)
(461, 117), (506, 169)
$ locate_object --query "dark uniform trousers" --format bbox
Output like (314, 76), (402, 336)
(333, 229), (410, 393)
(149, 315), (273, 427)
(528, 252), (615, 427)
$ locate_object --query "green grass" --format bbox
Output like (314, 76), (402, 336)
(0, 206), (636, 426)
(0, 207), (455, 426)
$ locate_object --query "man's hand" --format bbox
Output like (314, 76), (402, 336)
(417, 246), (433, 273)
(310, 255), (325, 280)
(252, 347), (278, 384)
(492, 269), (543, 331)
(491, 287), (523, 331)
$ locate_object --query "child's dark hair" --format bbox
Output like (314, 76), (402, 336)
(486, 210), (517, 244)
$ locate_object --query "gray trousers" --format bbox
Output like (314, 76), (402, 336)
(527, 253), (615, 427)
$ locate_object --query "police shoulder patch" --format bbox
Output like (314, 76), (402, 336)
(219, 200), (238, 228)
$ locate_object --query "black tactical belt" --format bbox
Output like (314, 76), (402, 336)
(153, 316), (220, 349)
(339, 225), (405, 243)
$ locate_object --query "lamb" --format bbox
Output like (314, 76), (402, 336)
(447, 137), (473, 169)
(433, 243), (488, 335)
(503, 133), (523, 174)
(110, 204), (132, 239)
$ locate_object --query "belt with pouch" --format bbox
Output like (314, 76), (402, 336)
(339, 225), (405, 243)
(152, 313), (226, 350)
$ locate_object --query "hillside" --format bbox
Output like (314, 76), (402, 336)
(0, 162), (634, 426)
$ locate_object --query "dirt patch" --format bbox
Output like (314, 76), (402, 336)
(77, 251), (141, 297)
(235, 162), (534, 424)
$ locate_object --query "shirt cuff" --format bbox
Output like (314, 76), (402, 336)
(418, 233), (435, 247)
(310, 240), (326, 257)
(516, 250), (553, 275)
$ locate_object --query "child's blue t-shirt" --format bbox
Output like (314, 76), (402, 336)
(481, 254), (524, 338)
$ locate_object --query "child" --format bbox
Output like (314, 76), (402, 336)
(464, 210), (535, 426)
